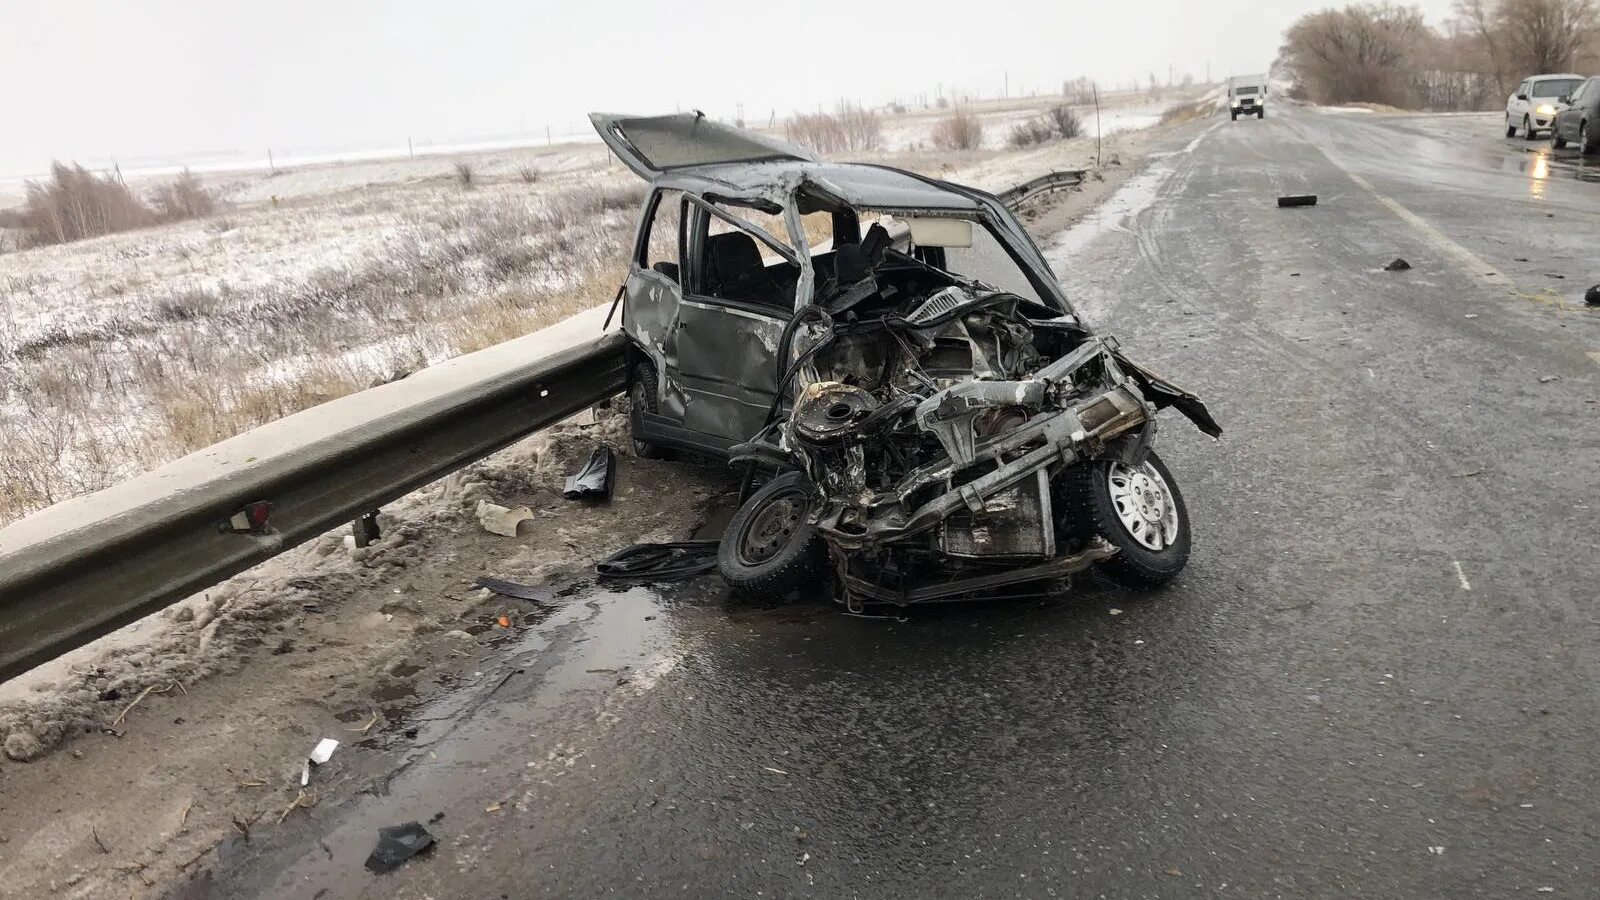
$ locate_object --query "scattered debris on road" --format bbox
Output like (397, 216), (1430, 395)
(562, 446), (616, 501)
(1277, 194), (1317, 207)
(596, 541), (720, 583)
(364, 822), (436, 874)
(1586, 284), (1600, 306)
(474, 576), (555, 602)
(301, 737), (340, 786)
(1384, 258), (1413, 271)
(476, 500), (534, 537)
(1538, 375), (1560, 384)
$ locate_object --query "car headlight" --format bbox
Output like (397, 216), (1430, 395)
(1536, 104), (1556, 116)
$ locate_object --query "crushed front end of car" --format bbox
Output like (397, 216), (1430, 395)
(744, 275), (1218, 608)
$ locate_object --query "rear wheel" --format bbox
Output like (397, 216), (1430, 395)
(629, 362), (672, 459)
(717, 471), (826, 595)
(1582, 122), (1597, 155)
(1058, 451), (1191, 588)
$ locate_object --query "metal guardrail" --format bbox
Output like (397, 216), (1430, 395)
(995, 169), (1089, 208)
(0, 327), (627, 682)
(0, 169), (1079, 683)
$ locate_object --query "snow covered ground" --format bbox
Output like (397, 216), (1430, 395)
(0, 89), (1193, 530)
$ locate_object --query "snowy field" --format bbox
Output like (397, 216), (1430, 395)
(0, 90), (1191, 527)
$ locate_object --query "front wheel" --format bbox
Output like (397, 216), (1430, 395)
(717, 471), (826, 595)
(1057, 451), (1191, 588)
(1553, 127), (1568, 149)
(1524, 116), (1538, 141)
(1506, 115), (1517, 138)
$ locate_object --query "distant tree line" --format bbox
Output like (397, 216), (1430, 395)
(1277, 0), (1600, 109)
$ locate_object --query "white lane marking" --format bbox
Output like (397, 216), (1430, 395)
(1452, 560), (1472, 591)
(1340, 170), (1513, 289)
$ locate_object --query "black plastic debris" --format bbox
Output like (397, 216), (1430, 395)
(1277, 194), (1318, 208)
(563, 447), (615, 501)
(364, 822), (435, 874)
(1383, 258), (1412, 271)
(474, 576), (555, 602)
(1586, 284), (1600, 306)
(596, 541), (719, 583)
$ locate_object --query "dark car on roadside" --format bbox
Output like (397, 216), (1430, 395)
(1551, 76), (1600, 154)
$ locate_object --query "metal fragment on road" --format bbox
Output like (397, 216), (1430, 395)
(1383, 258), (1413, 271)
(364, 822), (436, 874)
(562, 446), (615, 501)
(1277, 194), (1317, 207)
(1586, 284), (1600, 306)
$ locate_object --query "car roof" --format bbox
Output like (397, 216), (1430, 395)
(590, 112), (987, 212)
(1529, 73), (1585, 81)
(651, 159), (988, 212)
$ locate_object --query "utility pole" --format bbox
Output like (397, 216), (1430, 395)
(267, 148), (275, 175)
(407, 137), (413, 158)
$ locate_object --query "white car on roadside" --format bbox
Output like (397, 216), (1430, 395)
(1506, 73), (1585, 139)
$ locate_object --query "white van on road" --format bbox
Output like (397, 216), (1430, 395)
(1228, 75), (1266, 120)
(1506, 74), (1585, 139)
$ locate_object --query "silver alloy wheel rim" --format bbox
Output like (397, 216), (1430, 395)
(1107, 461), (1180, 552)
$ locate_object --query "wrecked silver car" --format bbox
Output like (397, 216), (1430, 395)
(593, 112), (1220, 607)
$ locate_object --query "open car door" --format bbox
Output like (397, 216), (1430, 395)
(589, 112), (818, 181)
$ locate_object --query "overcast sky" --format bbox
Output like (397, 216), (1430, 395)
(1, 0), (1460, 177)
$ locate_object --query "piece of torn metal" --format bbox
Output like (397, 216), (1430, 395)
(1586, 284), (1599, 306)
(1277, 194), (1318, 207)
(364, 822), (436, 874)
(562, 447), (615, 501)
(474, 577), (555, 602)
(475, 501), (534, 537)
(1384, 258), (1413, 271)
(596, 541), (719, 583)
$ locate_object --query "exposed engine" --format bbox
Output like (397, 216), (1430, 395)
(746, 243), (1219, 608)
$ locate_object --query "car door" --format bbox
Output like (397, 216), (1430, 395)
(669, 198), (800, 449)
(1557, 80), (1589, 139)
(624, 188), (691, 424)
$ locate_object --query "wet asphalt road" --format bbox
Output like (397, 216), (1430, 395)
(206, 107), (1600, 899)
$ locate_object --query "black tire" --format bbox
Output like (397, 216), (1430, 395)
(717, 471), (826, 595)
(1553, 128), (1568, 149)
(1230, 111), (1237, 121)
(1582, 122), (1597, 156)
(1524, 116), (1538, 141)
(1257, 109), (1265, 119)
(1507, 116), (1517, 138)
(1057, 451), (1191, 588)
(628, 362), (672, 459)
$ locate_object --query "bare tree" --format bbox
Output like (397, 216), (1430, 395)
(1492, 0), (1598, 74)
(1278, 4), (1429, 106)
(1455, 0), (1512, 93)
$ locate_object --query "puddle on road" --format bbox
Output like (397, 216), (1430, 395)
(196, 579), (682, 899)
